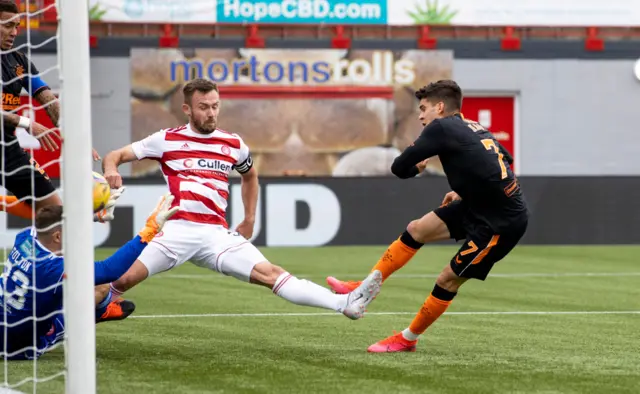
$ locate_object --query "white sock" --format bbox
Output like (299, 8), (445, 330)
(401, 328), (420, 341)
(272, 272), (348, 312)
(109, 283), (125, 299)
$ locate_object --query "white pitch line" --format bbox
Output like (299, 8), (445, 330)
(130, 311), (640, 319)
(157, 272), (640, 280)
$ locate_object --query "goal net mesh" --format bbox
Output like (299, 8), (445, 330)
(1, 0), (94, 392)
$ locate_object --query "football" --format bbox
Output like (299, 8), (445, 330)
(92, 171), (111, 212)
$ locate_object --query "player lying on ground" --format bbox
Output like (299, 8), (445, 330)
(0, 0), (100, 219)
(327, 80), (530, 352)
(102, 78), (381, 321)
(0, 192), (177, 360)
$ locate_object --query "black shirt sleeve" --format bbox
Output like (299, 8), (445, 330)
(391, 120), (445, 179)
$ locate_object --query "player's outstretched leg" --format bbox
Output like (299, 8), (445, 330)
(251, 262), (382, 320)
(327, 212), (450, 294)
(367, 264), (464, 353)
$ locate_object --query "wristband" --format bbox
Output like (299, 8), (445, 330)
(18, 116), (31, 129)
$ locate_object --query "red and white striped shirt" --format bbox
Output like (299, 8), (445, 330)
(131, 124), (253, 227)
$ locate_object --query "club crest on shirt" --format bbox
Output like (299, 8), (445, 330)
(15, 64), (24, 77)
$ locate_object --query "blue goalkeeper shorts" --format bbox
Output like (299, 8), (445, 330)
(5, 316), (65, 361)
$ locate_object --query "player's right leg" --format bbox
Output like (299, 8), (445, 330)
(191, 228), (382, 320)
(109, 220), (200, 298)
(327, 201), (465, 294)
(250, 261), (382, 320)
(0, 152), (60, 219)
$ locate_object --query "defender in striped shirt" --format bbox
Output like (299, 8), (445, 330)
(101, 79), (380, 321)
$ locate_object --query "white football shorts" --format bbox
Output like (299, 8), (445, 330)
(136, 219), (267, 282)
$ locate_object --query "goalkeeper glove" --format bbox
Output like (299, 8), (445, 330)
(138, 193), (179, 243)
(94, 187), (126, 223)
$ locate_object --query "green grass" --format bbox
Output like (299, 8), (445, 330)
(5, 245), (640, 393)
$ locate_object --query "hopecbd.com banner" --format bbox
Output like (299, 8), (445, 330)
(88, 0), (386, 24)
(217, 0), (387, 24)
(130, 48), (453, 178)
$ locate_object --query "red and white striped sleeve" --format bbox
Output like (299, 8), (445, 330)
(131, 129), (167, 160)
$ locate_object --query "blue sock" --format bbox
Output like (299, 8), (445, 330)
(95, 291), (112, 319)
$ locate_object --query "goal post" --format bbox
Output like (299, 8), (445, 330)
(57, 0), (96, 392)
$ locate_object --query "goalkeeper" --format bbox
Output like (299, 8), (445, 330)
(0, 191), (178, 360)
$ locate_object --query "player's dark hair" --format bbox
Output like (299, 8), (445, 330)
(35, 205), (63, 238)
(415, 80), (462, 113)
(183, 78), (219, 105)
(0, 0), (19, 14)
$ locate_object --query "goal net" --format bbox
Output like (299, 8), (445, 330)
(1, 0), (95, 392)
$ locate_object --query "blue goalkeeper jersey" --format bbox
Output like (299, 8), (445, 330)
(1, 228), (64, 340)
(1, 228), (147, 356)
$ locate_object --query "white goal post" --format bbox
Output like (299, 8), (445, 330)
(57, 0), (96, 392)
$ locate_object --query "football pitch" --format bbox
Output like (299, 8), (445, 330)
(6, 245), (640, 393)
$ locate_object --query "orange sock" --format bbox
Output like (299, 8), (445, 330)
(0, 195), (35, 220)
(407, 285), (457, 337)
(370, 231), (423, 281)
